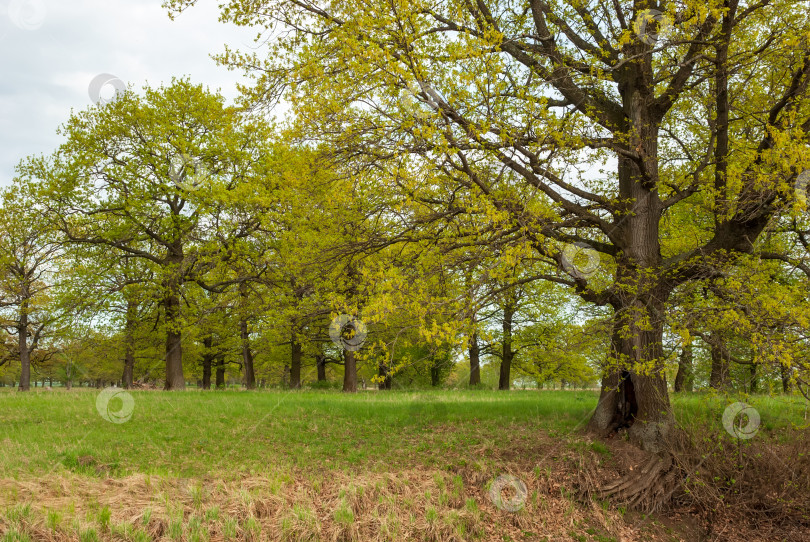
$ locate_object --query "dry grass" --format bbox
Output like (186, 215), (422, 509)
(0, 453), (669, 541)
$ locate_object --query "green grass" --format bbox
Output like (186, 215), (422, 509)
(0, 388), (806, 541)
(0, 389), (805, 479)
(0, 389), (600, 478)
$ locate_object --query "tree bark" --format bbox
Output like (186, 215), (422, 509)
(342, 349), (357, 392)
(584, 80), (676, 452)
(430, 362), (441, 387)
(709, 334), (730, 390)
(290, 335), (302, 389)
(163, 269), (185, 390)
(378, 362), (392, 389)
(673, 342), (693, 392)
(498, 295), (515, 391)
(781, 363), (792, 393)
(121, 298), (137, 389)
(240, 317), (256, 390)
(201, 335), (214, 390)
(316, 354), (327, 381)
(588, 294), (673, 453)
(18, 298), (30, 392)
(748, 363), (757, 393)
(215, 357), (226, 389)
(468, 332), (480, 386)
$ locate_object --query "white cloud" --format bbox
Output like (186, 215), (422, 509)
(0, 0), (257, 185)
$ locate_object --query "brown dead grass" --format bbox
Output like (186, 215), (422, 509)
(0, 458), (660, 541)
(4, 424), (805, 541)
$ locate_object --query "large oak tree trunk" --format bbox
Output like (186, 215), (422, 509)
(586, 116), (674, 452)
(468, 332), (480, 386)
(342, 349), (357, 392)
(316, 354), (327, 381)
(588, 307), (673, 453)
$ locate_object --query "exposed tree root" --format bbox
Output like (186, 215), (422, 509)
(596, 453), (679, 513)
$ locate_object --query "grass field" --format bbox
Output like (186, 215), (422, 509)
(1, 389), (807, 541)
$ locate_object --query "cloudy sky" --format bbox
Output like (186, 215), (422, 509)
(0, 0), (259, 186)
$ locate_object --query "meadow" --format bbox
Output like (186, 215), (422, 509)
(1, 389), (807, 541)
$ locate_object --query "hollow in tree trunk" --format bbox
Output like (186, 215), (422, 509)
(587, 294), (673, 454)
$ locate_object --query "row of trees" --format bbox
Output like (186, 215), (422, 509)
(0, 80), (603, 394)
(161, 0), (810, 454)
(0, 0), (808, 466)
(1, 75), (806, 400)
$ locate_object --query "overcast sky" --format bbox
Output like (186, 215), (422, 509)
(0, 0), (259, 186)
